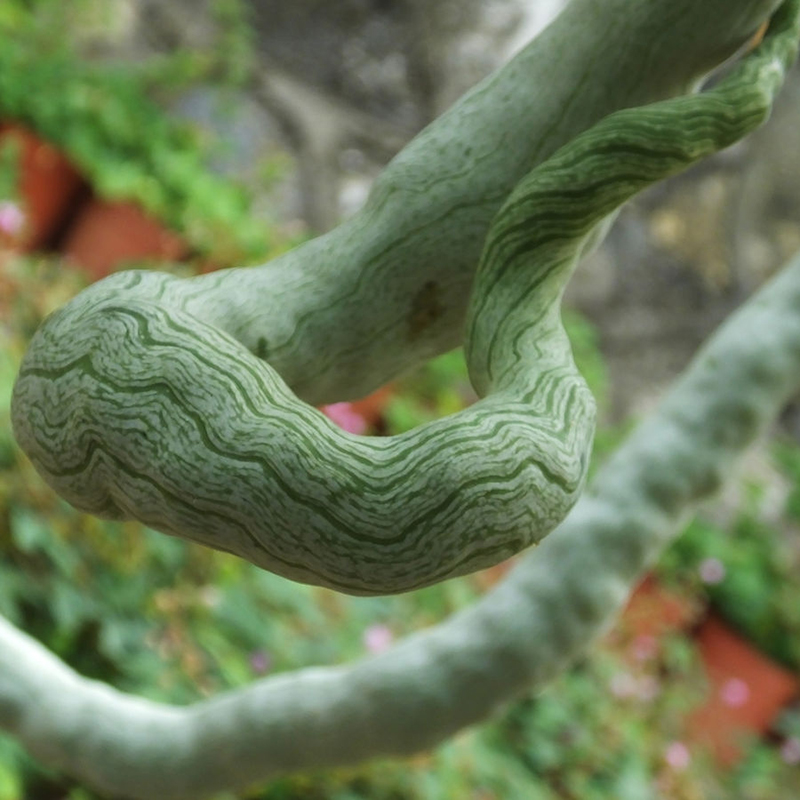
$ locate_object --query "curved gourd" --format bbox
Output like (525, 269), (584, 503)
(10, 2), (799, 596)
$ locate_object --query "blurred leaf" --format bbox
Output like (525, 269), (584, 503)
(9, 507), (50, 554)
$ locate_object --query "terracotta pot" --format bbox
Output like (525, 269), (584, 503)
(688, 613), (799, 765)
(0, 123), (86, 250)
(618, 574), (696, 640)
(348, 385), (395, 427)
(63, 199), (188, 279)
(472, 556), (517, 592)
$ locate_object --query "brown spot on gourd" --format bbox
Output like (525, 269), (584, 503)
(408, 280), (444, 340)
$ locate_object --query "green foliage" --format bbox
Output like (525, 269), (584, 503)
(0, 2), (277, 265)
(776, 441), (800, 524)
(562, 309), (610, 414)
(209, 0), (256, 87)
(659, 448), (800, 670)
(0, 139), (20, 203)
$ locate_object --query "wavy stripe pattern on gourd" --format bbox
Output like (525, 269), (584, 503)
(10, 1), (799, 595)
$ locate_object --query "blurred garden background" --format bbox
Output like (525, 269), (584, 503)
(3, 0), (800, 797)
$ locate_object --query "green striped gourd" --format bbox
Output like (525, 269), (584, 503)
(10, 0), (800, 595)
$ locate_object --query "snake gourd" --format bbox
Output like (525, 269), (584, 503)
(10, 2), (800, 596)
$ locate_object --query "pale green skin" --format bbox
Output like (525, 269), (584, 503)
(11, 1), (797, 595)
(9, 260), (596, 594)
(3, 0), (800, 796)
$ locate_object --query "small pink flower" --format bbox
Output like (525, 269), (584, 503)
(780, 737), (800, 765)
(699, 557), (726, 585)
(363, 623), (394, 654)
(720, 677), (750, 708)
(249, 650), (272, 675)
(321, 402), (368, 435)
(0, 201), (25, 236)
(631, 634), (659, 662)
(664, 741), (691, 771)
